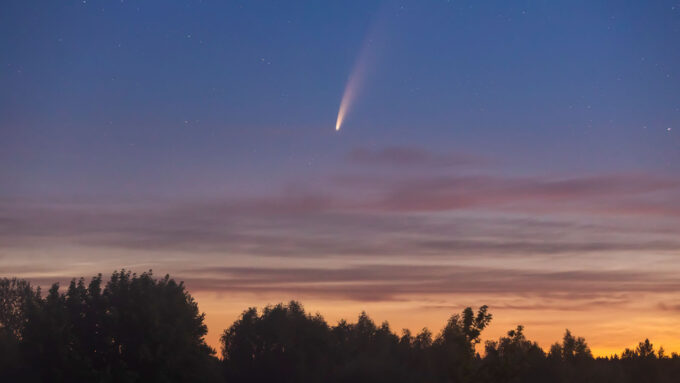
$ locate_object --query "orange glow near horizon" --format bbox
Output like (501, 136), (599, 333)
(193, 291), (680, 358)
(5, 185), (680, 360)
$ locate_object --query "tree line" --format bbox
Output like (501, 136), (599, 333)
(1, 271), (678, 382)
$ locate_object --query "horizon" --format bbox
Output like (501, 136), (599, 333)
(16, 269), (680, 357)
(2, 0), (680, 362)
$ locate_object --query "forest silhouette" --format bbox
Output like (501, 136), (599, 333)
(1, 271), (678, 382)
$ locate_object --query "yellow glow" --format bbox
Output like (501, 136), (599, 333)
(194, 291), (680, 357)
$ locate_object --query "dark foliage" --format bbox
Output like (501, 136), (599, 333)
(220, 301), (680, 383)
(2, 272), (680, 382)
(0, 271), (221, 383)
(221, 301), (333, 383)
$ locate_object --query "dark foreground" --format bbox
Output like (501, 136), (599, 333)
(1, 271), (678, 383)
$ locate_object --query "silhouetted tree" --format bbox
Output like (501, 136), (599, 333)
(636, 339), (655, 359)
(482, 325), (547, 382)
(431, 305), (492, 382)
(4, 273), (680, 383)
(560, 329), (593, 362)
(221, 301), (333, 383)
(329, 312), (418, 383)
(0, 278), (39, 338)
(0, 278), (41, 381)
(1, 271), (221, 383)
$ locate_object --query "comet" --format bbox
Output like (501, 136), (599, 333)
(335, 21), (382, 132)
(335, 58), (364, 131)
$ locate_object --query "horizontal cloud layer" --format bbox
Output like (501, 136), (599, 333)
(2, 147), (679, 355)
(176, 264), (680, 302)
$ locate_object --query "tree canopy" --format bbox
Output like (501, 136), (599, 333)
(2, 271), (679, 383)
(0, 271), (221, 383)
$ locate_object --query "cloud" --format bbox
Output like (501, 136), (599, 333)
(2, 156), (679, 272)
(421, 297), (633, 312)
(657, 302), (680, 312)
(346, 146), (483, 168)
(2, 197), (679, 258)
(367, 173), (680, 213)
(20, 264), (676, 305)
(2, 169), (680, 261)
(170, 264), (680, 302)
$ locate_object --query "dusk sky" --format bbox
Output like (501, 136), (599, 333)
(2, 0), (680, 354)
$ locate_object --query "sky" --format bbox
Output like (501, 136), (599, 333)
(1, 0), (680, 355)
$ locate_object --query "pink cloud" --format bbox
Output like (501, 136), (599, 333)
(347, 146), (484, 168)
